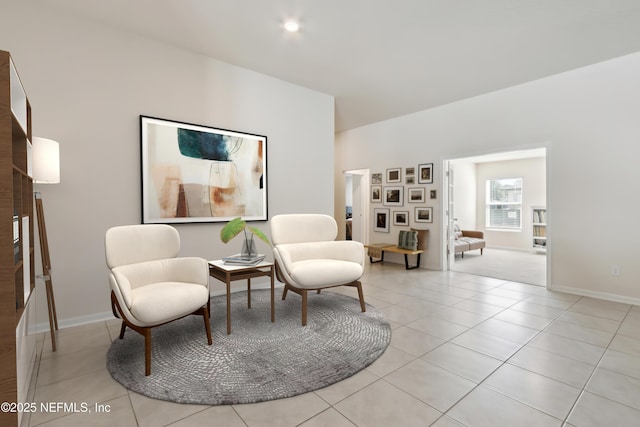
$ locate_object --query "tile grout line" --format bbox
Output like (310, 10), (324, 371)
(434, 290), (571, 425)
(561, 301), (637, 424)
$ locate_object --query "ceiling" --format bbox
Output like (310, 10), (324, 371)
(42, 0), (640, 132)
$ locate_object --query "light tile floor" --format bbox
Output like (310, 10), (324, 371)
(25, 264), (640, 426)
(451, 248), (547, 287)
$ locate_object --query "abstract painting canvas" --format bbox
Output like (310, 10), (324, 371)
(141, 116), (267, 223)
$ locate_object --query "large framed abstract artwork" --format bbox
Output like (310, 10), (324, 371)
(140, 116), (267, 224)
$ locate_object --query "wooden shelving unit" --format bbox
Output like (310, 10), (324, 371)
(1, 49), (36, 427)
(532, 206), (547, 253)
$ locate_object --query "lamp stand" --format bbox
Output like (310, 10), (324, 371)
(35, 192), (58, 351)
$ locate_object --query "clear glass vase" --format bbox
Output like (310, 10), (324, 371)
(240, 234), (256, 259)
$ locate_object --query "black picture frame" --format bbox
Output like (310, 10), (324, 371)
(140, 116), (267, 224)
(418, 163), (433, 184)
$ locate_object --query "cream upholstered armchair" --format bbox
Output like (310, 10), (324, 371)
(105, 224), (212, 376)
(270, 214), (366, 326)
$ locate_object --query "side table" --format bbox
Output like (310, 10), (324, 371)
(208, 260), (275, 334)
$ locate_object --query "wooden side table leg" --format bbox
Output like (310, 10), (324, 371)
(247, 278), (251, 309)
(226, 280), (231, 335)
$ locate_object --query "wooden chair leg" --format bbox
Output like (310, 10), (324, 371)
(144, 329), (152, 376)
(119, 321), (126, 339)
(282, 285), (289, 300)
(203, 303), (212, 345)
(356, 282), (366, 313)
(301, 289), (308, 326)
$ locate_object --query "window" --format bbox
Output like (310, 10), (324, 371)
(486, 178), (522, 229)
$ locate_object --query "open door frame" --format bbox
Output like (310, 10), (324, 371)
(441, 148), (549, 288)
(444, 162), (456, 270)
(344, 169), (370, 244)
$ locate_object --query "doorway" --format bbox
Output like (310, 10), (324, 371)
(443, 148), (548, 287)
(344, 169), (369, 244)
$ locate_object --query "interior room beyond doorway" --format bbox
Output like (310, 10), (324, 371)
(447, 149), (547, 286)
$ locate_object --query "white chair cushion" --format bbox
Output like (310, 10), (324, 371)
(129, 282), (210, 325)
(274, 240), (364, 289)
(110, 257), (209, 315)
(285, 259), (363, 288)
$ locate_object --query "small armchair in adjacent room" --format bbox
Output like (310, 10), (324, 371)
(105, 224), (212, 375)
(270, 214), (366, 326)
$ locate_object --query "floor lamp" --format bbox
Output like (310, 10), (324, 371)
(32, 137), (60, 352)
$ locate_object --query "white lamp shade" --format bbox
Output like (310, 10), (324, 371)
(32, 137), (60, 184)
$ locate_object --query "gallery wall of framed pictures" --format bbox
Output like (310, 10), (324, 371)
(370, 163), (436, 233)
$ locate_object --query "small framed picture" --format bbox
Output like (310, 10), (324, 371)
(371, 173), (382, 184)
(374, 208), (390, 232)
(406, 175), (415, 185)
(408, 187), (425, 203)
(386, 168), (401, 183)
(418, 163), (433, 184)
(393, 211), (409, 226)
(430, 189), (437, 200)
(415, 207), (433, 223)
(383, 186), (404, 206)
(371, 185), (382, 202)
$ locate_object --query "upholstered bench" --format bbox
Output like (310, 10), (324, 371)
(365, 229), (428, 270)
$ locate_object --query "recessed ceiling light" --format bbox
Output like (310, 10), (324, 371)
(284, 20), (300, 33)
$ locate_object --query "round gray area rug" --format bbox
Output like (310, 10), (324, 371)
(107, 289), (391, 405)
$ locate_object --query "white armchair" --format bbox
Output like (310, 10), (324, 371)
(270, 214), (366, 326)
(105, 224), (212, 375)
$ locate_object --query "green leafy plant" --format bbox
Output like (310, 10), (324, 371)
(220, 217), (271, 246)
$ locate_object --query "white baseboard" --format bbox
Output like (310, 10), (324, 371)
(550, 284), (640, 307)
(34, 282), (285, 334)
(34, 311), (114, 334)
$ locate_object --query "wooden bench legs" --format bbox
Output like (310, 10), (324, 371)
(368, 248), (422, 270)
(403, 253), (421, 270)
(369, 252), (385, 264)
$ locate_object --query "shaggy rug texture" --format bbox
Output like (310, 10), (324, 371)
(107, 288), (391, 405)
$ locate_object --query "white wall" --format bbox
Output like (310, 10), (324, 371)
(1, 2), (335, 327)
(336, 52), (640, 304)
(473, 157), (546, 250)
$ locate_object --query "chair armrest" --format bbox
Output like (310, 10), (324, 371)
(110, 271), (133, 309)
(167, 257), (210, 286)
(461, 230), (484, 239)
